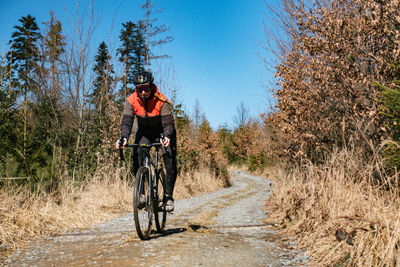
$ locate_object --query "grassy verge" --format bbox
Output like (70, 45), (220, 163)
(0, 165), (230, 254)
(266, 149), (400, 266)
(0, 167), (132, 251)
(175, 166), (231, 200)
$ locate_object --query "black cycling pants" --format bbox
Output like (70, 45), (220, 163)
(132, 133), (177, 198)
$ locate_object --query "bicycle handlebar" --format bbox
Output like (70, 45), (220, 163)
(118, 134), (166, 161)
(125, 143), (162, 148)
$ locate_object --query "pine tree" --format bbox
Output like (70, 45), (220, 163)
(7, 15), (41, 100)
(28, 14), (66, 191)
(86, 41), (115, 156)
(117, 21), (137, 104)
(6, 15), (42, 178)
(44, 12), (65, 100)
(173, 103), (190, 131)
(36, 13), (66, 147)
(117, 21), (148, 110)
(133, 20), (147, 73)
(0, 60), (18, 178)
(91, 41), (115, 114)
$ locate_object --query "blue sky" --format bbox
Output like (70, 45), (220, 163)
(0, 0), (278, 129)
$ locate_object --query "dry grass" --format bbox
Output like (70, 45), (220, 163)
(174, 166), (231, 200)
(0, 164), (230, 254)
(0, 167), (132, 250)
(266, 148), (400, 266)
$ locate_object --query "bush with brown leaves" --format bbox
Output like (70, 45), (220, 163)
(176, 118), (230, 185)
(218, 120), (274, 173)
(267, 0), (400, 162)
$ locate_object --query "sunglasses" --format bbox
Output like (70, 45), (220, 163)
(136, 86), (151, 93)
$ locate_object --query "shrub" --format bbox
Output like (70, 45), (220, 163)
(376, 80), (400, 169)
(267, 0), (400, 162)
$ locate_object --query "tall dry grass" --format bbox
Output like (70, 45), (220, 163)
(266, 147), (400, 266)
(175, 166), (231, 200)
(0, 166), (132, 250)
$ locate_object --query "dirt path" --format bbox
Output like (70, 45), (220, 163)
(4, 171), (309, 266)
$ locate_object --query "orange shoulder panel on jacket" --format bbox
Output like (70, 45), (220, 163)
(155, 91), (173, 105)
(127, 92), (145, 116)
(127, 92), (137, 106)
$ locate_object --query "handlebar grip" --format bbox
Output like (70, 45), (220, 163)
(118, 136), (125, 161)
(118, 136), (125, 146)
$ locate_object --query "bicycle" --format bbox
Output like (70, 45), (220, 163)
(119, 136), (168, 240)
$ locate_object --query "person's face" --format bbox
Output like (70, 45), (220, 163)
(137, 86), (151, 98)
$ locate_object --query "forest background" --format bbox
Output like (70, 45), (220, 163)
(2, 0), (400, 266)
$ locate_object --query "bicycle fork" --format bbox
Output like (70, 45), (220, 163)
(152, 148), (164, 210)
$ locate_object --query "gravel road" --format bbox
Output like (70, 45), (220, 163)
(4, 170), (309, 266)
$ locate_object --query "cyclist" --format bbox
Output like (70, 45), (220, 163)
(116, 71), (177, 212)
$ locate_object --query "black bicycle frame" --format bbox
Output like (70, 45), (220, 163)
(124, 143), (163, 200)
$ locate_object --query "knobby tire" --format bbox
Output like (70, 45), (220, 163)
(133, 166), (152, 240)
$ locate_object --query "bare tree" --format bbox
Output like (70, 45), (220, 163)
(141, 0), (173, 69)
(154, 58), (178, 103)
(193, 98), (203, 129)
(233, 101), (250, 128)
(62, 0), (101, 178)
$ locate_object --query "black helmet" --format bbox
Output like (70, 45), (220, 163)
(133, 71), (154, 87)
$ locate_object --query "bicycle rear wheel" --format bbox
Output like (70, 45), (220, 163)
(154, 169), (167, 233)
(133, 166), (153, 240)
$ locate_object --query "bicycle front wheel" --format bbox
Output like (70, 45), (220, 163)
(133, 166), (153, 240)
(154, 169), (167, 233)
